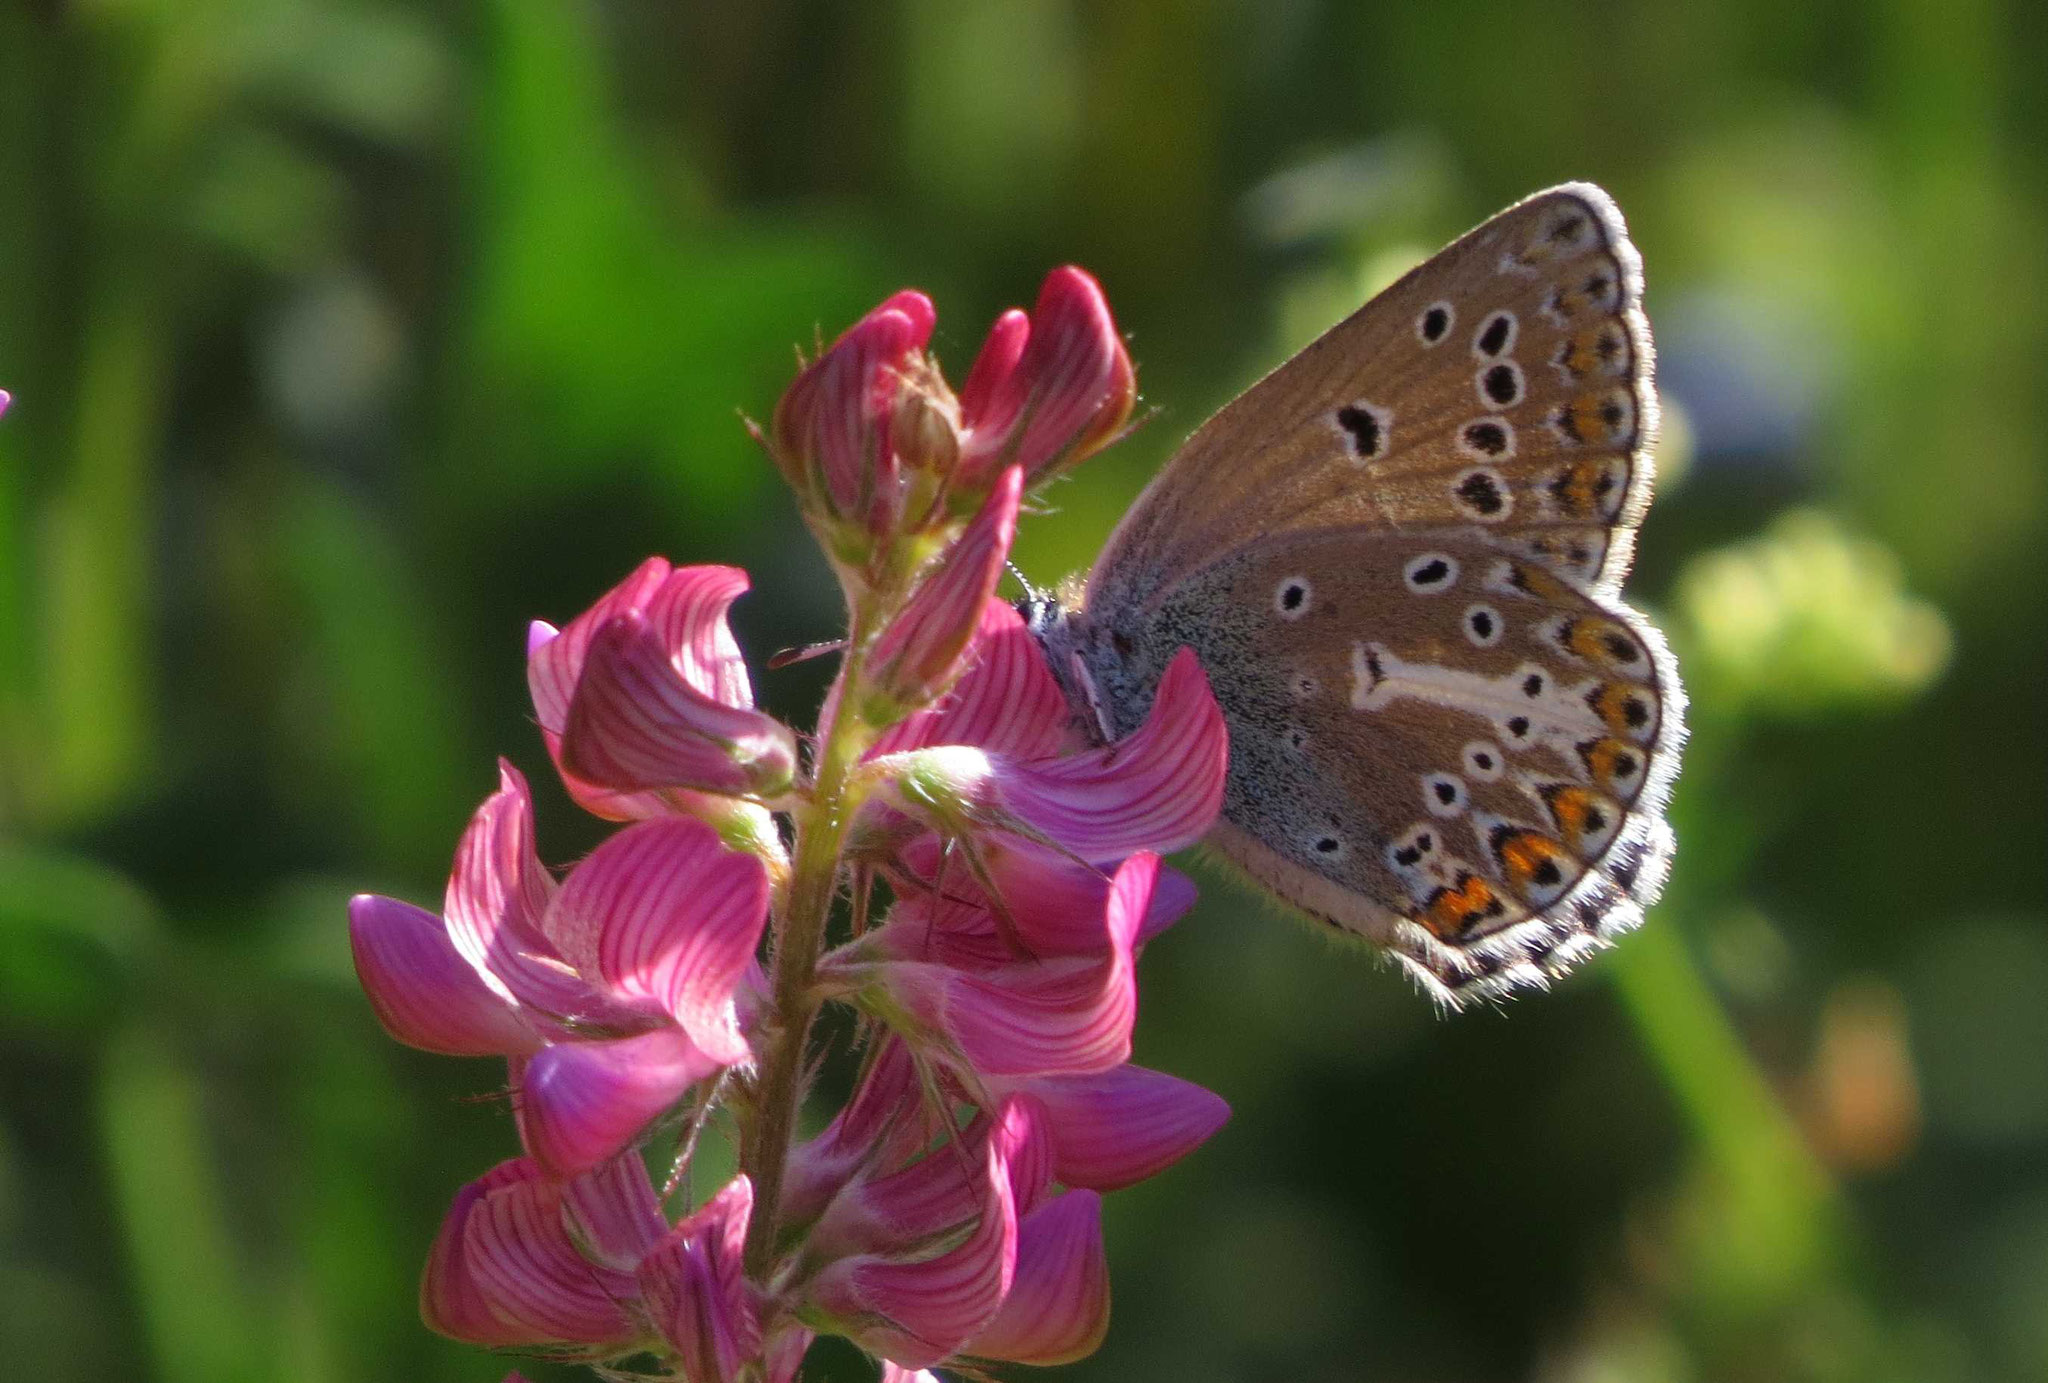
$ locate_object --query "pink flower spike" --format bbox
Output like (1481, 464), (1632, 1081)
(957, 267), (1135, 485)
(964, 1190), (1110, 1365)
(459, 1164), (643, 1347)
(0, 390), (11, 419)
(986, 647), (1227, 862)
(867, 466), (1024, 713)
(638, 1175), (762, 1383)
(850, 855), (1154, 1079)
(347, 894), (542, 1057)
(561, 612), (797, 799)
(1017, 1065), (1230, 1191)
(520, 1028), (721, 1178)
(869, 601), (1076, 761)
(545, 817), (769, 1063)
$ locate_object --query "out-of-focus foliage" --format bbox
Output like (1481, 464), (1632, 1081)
(1, 3), (2043, 1381)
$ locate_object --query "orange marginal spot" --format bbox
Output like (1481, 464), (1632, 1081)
(1495, 829), (1575, 900)
(1540, 784), (1615, 850)
(1568, 616), (1640, 670)
(1557, 327), (1618, 380)
(1577, 737), (1645, 793)
(1421, 873), (1507, 941)
(1588, 682), (1656, 740)
(1504, 561), (1573, 603)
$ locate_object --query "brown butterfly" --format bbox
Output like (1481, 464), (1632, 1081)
(1027, 184), (1685, 1006)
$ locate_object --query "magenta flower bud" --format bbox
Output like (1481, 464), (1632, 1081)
(0, 390), (11, 419)
(770, 290), (938, 538)
(955, 267), (1136, 487)
(865, 466), (1023, 715)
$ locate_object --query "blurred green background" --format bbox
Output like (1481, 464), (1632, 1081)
(2, 2), (2043, 1380)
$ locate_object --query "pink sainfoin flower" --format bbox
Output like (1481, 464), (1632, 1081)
(352, 269), (1226, 1381)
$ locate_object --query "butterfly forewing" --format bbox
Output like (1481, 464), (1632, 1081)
(1090, 184), (1657, 610)
(1049, 182), (1682, 1005)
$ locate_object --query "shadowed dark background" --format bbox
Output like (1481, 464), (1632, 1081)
(2, 3), (2043, 1380)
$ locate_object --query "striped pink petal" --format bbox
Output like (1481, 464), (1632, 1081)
(957, 267), (1135, 484)
(560, 1151), (667, 1272)
(962, 1191), (1109, 1365)
(460, 1164), (642, 1346)
(870, 602), (1076, 760)
(867, 467), (1023, 710)
(782, 1038), (932, 1230)
(442, 763), (614, 1022)
(519, 1028), (720, 1178)
(806, 1101), (1026, 1369)
(892, 835), (1199, 956)
(853, 856), (1154, 1079)
(638, 1176), (761, 1383)
(561, 611), (796, 798)
(421, 1158), (544, 1346)
(347, 894), (543, 1057)
(1011, 1065), (1229, 1191)
(989, 647), (1226, 862)
(544, 817), (768, 1063)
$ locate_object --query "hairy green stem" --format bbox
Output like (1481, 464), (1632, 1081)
(740, 595), (885, 1277)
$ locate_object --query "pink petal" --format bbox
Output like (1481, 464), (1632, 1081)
(1014, 1065), (1229, 1190)
(545, 817), (769, 1062)
(860, 856), (1153, 1079)
(442, 763), (614, 1021)
(0, 390), (11, 419)
(561, 610), (796, 797)
(347, 894), (542, 1057)
(765, 1327), (816, 1383)
(867, 467), (1023, 709)
(991, 647), (1226, 862)
(807, 1103), (1023, 1369)
(783, 1039), (931, 1229)
(879, 1368), (943, 1383)
(421, 1158), (544, 1346)
(963, 1191), (1109, 1365)
(891, 835), (1199, 956)
(869, 601), (1077, 761)
(560, 1152), (667, 1271)
(956, 309), (1029, 441)
(461, 1167), (641, 1345)
(529, 557), (677, 735)
(638, 1176), (760, 1382)
(520, 1028), (720, 1178)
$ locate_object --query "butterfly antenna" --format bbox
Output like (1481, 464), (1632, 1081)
(1005, 559), (1041, 603)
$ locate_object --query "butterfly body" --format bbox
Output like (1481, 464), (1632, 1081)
(1028, 183), (1684, 1005)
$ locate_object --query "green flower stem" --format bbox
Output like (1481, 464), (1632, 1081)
(739, 602), (884, 1277)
